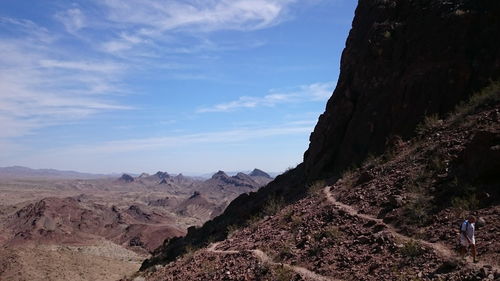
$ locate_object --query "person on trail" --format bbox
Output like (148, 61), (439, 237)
(459, 216), (477, 263)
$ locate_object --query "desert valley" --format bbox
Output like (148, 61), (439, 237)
(1, 0), (499, 280)
(0, 168), (273, 280)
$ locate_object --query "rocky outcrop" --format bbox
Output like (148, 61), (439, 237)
(119, 174), (134, 183)
(249, 169), (271, 179)
(304, 0), (500, 179)
(154, 171), (170, 180)
(207, 171), (259, 189)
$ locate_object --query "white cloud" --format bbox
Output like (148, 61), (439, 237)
(58, 124), (313, 154)
(198, 81), (335, 113)
(0, 20), (130, 139)
(94, 0), (298, 55)
(55, 8), (86, 33)
(39, 59), (124, 74)
(0, 16), (56, 43)
(102, 0), (293, 32)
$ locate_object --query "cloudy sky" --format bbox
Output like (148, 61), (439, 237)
(0, 0), (356, 175)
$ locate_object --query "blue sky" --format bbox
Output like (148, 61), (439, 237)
(0, 0), (357, 175)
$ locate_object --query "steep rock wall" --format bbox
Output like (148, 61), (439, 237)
(304, 0), (500, 179)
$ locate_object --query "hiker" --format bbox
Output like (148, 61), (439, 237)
(459, 215), (477, 263)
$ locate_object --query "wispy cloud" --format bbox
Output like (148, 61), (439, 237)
(0, 16), (56, 43)
(0, 18), (130, 139)
(55, 8), (87, 34)
(198, 81), (334, 113)
(90, 0), (299, 55)
(61, 123), (313, 154)
(102, 0), (295, 32)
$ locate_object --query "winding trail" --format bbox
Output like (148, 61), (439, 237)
(206, 242), (340, 281)
(323, 186), (500, 273)
(202, 185), (498, 281)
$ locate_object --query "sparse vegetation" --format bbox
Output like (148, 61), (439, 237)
(246, 214), (263, 231)
(416, 114), (442, 136)
(451, 81), (500, 123)
(437, 178), (483, 211)
(403, 194), (432, 225)
(262, 196), (285, 216)
(361, 153), (382, 168)
(273, 266), (295, 281)
(339, 168), (357, 188)
(451, 194), (480, 212)
(307, 180), (326, 195)
(277, 243), (294, 260)
(399, 239), (424, 258)
(314, 226), (341, 242)
(289, 215), (302, 232)
(226, 224), (239, 238)
(307, 243), (323, 257)
(428, 154), (447, 173)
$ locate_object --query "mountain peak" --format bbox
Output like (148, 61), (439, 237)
(155, 171), (170, 179)
(249, 169), (271, 178)
(211, 170), (229, 180)
(119, 173), (134, 183)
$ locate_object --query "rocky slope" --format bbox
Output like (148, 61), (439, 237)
(133, 84), (500, 281)
(4, 197), (183, 252)
(141, 0), (500, 268)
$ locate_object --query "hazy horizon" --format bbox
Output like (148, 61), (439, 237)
(0, 0), (357, 174)
(0, 164), (281, 177)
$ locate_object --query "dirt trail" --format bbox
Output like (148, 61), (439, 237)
(206, 242), (341, 281)
(324, 186), (500, 273)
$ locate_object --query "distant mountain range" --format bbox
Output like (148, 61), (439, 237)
(0, 166), (280, 180)
(0, 166), (112, 179)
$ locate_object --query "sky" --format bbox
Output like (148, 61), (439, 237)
(0, 0), (357, 175)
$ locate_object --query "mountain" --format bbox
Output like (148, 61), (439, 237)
(118, 174), (135, 183)
(176, 191), (224, 222)
(135, 75), (500, 281)
(140, 0), (500, 274)
(4, 197), (183, 252)
(0, 166), (110, 179)
(248, 168), (271, 179)
(303, 0), (500, 180)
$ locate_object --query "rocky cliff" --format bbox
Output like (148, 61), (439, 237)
(304, 0), (500, 179)
(141, 0), (500, 269)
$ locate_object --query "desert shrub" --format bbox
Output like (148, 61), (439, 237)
(263, 196), (285, 216)
(273, 266), (295, 281)
(403, 195), (432, 225)
(339, 168), (357, 188)
(307, 244), (323, 257)
(416, 114), (442, 135)
(281, 209), (294, 223)
(226, 224), (239, 238)
(361, 153), (382, 168)
(246, 214), (263, 231)
(290, 214), (302, 229)
(451, 81), (500, 122)
(182, 245), (197, 264)
(428, 154), (447, 173)
(307, 180), (326, 195)
(400, 239), (424, 258)
(314, 226), (341, 242)
(451, 194), (480, 211)
(278, 243), (294, 260)
(436, 178), (482, 210)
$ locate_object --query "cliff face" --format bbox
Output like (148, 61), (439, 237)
(142, 0), (500, 268)
(304, 0), (500, 179)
